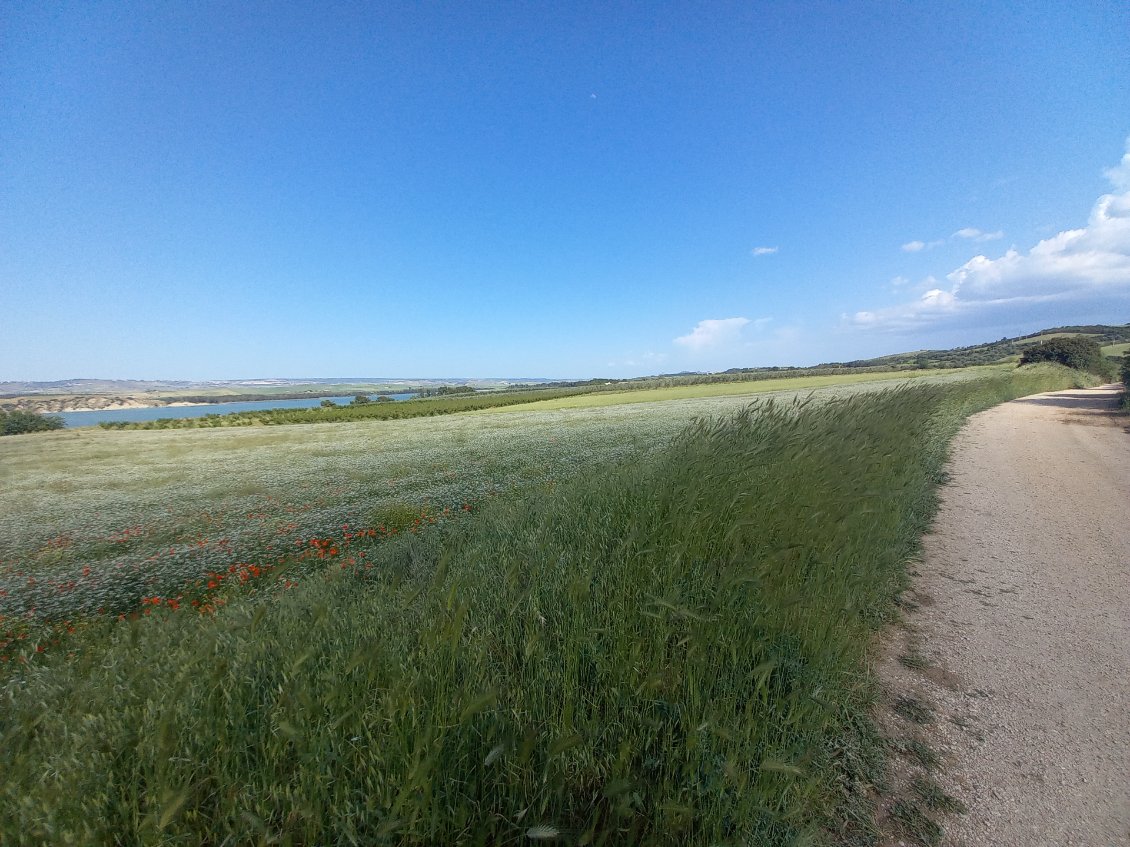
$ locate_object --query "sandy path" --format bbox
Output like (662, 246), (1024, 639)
(877, 385), (1130, 847)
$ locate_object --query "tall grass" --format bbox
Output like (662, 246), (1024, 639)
(0, 365), (1085, 845)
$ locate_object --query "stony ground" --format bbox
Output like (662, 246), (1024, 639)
(875, 385), (1130, 847)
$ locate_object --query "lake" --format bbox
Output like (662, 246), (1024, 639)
(57, 393), (419, 428)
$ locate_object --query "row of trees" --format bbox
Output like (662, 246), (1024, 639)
(416, 385), (477, 398)
(320, 394), (397, 408)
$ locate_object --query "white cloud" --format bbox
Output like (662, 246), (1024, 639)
(954, 227), (1004, 242)
(902, 230), (1003, 255)
(948, 189), (1129, 302)
(752, 246), (778, 256)
(849, 288), (957, 329)
(606, 351), (668, 369)
(674, 317), (751, 350)
(1104, 144), (1130, 189)
(901, 239), (944, 252)
(852, 140), (1130, 332)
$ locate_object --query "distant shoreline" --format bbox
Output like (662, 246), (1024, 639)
(62, 401), (202, 413)
(1, 391), (403, 415)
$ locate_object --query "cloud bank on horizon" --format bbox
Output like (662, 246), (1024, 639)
(854, 142), (1130, 334)
(854, 142), (1130, 333)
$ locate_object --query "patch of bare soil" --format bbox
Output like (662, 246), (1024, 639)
(874, 385), (1130, 846)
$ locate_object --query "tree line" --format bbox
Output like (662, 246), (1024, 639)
(0, 409), (64, 436)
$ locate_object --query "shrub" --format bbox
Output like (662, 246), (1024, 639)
(1120, 354), (1130, 409)
(0, 409), (65, 435)
(1019, 336), (1113, 378)
(419, 384), (477, 397)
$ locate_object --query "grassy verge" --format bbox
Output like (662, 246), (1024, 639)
(0, 365), (1085, 844)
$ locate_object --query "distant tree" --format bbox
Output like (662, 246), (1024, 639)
(350, 394), (372, 405)
(320, 399), (337, 408)
(0, 409), (65, 435)
(418, 384), (476, 398)
(1019, 336), (1113, 377)
(375, 395), (394, 403)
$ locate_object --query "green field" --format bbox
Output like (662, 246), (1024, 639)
(0, 364), (1093, 844)
(3, 371), (964, 619)
(1102, 341), (1130, 358)
(1014, 331), (1084, 345)
(486, 366), (1005, 411)
(0, 368), (1007, 616)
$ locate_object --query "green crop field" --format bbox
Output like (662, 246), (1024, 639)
(0, 364), (1094, 844)
(1102, 341), (1129, 358)
(486, 366), (1006, 412)
(2, 370), (965, 621)
(1014, 331), (1083, 345)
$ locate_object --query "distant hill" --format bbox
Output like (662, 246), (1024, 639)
(0, 376), (548, 398)
(3, 324), (1127, 409)
(0, 377), (553, 414)
(818, 323), (1130, 370)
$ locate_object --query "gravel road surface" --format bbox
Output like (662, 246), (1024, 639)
(876, 385), (1129, 846)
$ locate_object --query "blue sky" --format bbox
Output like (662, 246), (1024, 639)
(3, 1), (1129, 380)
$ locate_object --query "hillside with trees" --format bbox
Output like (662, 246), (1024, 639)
(822, 324), (1130, 370)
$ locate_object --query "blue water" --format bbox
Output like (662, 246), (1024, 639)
(58, 393), (419, 428)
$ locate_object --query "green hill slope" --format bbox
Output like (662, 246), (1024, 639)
(822, 323), (1130, 370)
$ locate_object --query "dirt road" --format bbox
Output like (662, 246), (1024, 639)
(877, 385), (1130, 846)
